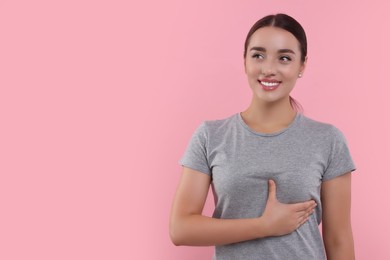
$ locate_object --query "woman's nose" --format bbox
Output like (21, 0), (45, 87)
(261, 60), (276, 75)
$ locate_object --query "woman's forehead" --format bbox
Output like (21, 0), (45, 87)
(248, 27), (300, 52)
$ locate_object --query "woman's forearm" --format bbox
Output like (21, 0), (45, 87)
(170, 214), (268, 246)
(170, 180), (316, 247)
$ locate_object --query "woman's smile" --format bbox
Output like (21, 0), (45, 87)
(258, 79), (282, 91)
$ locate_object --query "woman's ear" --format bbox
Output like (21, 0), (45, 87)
(299, 56), (308, 77)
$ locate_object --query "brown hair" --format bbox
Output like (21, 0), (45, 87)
(244, 13), (307, 113)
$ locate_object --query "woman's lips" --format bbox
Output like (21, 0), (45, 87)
(258, 79), (281, 91)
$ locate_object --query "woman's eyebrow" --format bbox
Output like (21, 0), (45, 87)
(278, 49), (296, 54)
(250, 47), (267, 52)
(250, 46), (296, 54)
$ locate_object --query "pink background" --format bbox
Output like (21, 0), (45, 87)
(0, 0), (388, 259)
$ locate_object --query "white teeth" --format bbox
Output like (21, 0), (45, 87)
(261, 81), (280, 87)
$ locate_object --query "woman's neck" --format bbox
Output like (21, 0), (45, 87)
(240, 98), (297, 133)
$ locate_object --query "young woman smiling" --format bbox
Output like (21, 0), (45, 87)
(170, 13), (356, 260)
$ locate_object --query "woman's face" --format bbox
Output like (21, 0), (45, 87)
(244, 26), (306, 104)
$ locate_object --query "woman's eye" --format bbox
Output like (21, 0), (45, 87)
(280, 56), (292, 62)
(252, 54), (264, 59)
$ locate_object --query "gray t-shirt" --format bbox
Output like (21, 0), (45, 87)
(178, 112), (357, 260)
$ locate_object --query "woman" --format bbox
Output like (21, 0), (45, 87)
(170, 13), (356, 260)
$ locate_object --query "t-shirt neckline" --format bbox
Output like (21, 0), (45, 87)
(237, 111), (301, 137)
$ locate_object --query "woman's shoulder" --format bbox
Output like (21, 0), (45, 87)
(201, 113), (237, 128)
(299, 113), (347, 139)
(192, 113), (237, 139)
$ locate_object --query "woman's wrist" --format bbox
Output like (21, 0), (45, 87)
(254, 216), (271, 238)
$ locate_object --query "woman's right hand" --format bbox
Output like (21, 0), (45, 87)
(260, 180), (317, 237)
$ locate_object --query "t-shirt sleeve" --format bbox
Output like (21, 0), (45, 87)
(322, 126), (357, 181)
(178, 122), (212, 176)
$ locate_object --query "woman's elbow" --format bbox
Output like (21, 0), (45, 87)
(169, 218), (186, 246)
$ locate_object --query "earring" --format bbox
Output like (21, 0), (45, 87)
(298, 73), (302, 78)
